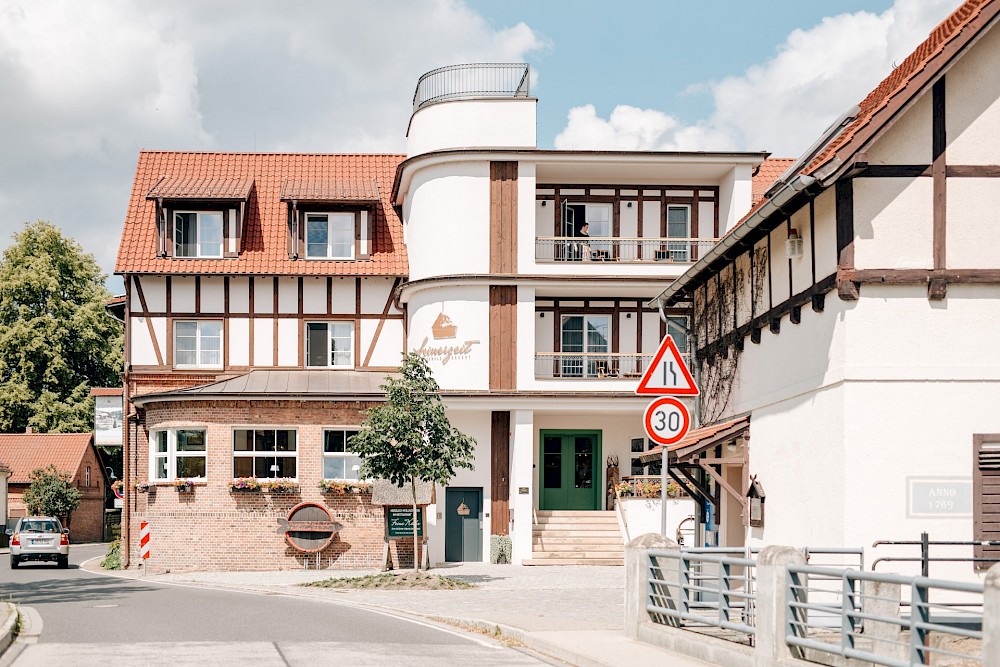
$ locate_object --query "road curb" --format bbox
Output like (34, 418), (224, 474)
(13, 607), (41, 645)
(0, 603), (17, 656)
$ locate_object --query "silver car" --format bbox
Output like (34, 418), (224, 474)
(7, 517), (70, 568)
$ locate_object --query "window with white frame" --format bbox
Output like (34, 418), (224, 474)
(233, 429), (297, 478)
(305, 212), (354, 259)
(174, 211), (223, 258)
(150, 429), (207, 481)
(323, 429), (362, 480)
(305, 322), (353, 368)
(174, 320), (223, 368)
(666, 206), (691, 261)
(560, 315), (610, 377)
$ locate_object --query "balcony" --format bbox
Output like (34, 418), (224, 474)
(412, 63), (530, 114)
(535, 237), (719, 264)
(534, 352), (666, 380)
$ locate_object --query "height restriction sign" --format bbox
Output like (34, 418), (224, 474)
(643, 396), (691, 446)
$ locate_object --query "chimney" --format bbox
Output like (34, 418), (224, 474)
(24, 426), (33, 434)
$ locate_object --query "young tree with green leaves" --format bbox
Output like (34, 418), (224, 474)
(351, 353), (475, 571)
(0, 221), (123, 433)
(23, 464), (82, 519)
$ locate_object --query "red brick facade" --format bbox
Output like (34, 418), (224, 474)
(125, 398), (421, 572)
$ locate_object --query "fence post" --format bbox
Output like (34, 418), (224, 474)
(864, 580), (904, 663)
(754, 545), (806, 667)
(625, 532), (676, 638)
(984, 563), (1000, 667)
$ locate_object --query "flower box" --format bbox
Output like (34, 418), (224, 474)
(318, 480), (371, 495)
(261, 480), (299, 494)
(229, 477), (262, 493)
(174, 479), (195, 493)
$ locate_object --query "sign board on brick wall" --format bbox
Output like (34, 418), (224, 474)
(386, 507), (424, 538)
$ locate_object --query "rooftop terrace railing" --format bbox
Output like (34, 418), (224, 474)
(412, 63), (530, 114)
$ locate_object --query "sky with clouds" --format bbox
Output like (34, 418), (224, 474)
(0, 0), (961, 288)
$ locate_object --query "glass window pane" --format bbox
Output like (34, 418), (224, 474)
(543, 436), (561, 489)
(330, 323), (352, 366)
(586, 317), (609, 353)
(324, 457), (345, 479)
(177, 456), (206, 478)
(233, 457), (252, 478)
(199, 212), (222, 256)
(276, 430), (296, 452)
(155, 431), (168, 453)
(561, 316), (584, 352)
(307, 323), (329, 367)
(175, 213), (197, 257)
(344, 454), (362, 480)
(575, 437), (593, 489)
(255, 430), (275, 452)
(306, 215), (329, 258)
(277, 457), (296, 478)
(324, 431), (345, 453)
(177, 430), (205, 451)
(668, 207), (689, 238)
(254, 457), (272, 478)
(154, 455), (168, 480)
(631, 459), (645, 476)
(234, 430), (252, 451)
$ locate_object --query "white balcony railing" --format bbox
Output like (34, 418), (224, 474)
(535, 237), (719, 264)
(535, 352), (681, 379)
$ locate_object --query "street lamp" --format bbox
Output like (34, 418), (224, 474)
(105, 466), (117, 481)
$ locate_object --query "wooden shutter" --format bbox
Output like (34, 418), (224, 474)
(974, 434), (1000, 569)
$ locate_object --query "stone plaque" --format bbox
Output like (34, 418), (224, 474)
(906, 477), (972, 518)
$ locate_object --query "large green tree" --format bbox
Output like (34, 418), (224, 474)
(351, 353), (475, 571)
(0, 221), (123, 432)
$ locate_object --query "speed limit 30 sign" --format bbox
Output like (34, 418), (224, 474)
(643, 396), (691, 446)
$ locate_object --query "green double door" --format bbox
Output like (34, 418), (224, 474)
(540, 431), (602, 510)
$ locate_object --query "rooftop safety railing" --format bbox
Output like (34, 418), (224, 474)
(412, 63), (530, 114)
(786, 564), (984, 666)
(535, 237), (718, 263)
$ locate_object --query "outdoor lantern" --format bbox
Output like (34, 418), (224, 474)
(785, 228), (804, 258)
(747, 476), (766, 528)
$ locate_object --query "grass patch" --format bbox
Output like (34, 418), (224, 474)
(428, 617), (524, 648)
(302, 572), (474, 590)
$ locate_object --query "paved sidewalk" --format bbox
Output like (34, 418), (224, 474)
(83, 560), (714, 666)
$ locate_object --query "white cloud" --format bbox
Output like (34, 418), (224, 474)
(0, 0), (547, 278)
(555, 0), (957, 156)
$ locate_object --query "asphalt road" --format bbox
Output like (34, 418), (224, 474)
(0, 544), (545, 666)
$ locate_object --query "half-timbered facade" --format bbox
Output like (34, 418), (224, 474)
(115, 67), (773, 570)
(652, 0), (1000, 582)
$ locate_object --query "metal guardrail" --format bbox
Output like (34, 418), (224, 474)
(534, 352), (662, 379)
(647, 549), (758, 640)
(535, 237), (719, 263)
(873, 532), (1000, 574)
(786, 564), (984, 667)
(412, 63), (530, 113)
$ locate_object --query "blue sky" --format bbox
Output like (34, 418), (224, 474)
(0, 0), (960, 281)
(471, 0), (896, 149)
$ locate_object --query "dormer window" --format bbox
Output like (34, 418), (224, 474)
(175, 211), (223, 258)
(306, 212), (355, 259)
(146, 176), (254, 259)
(281, 178), (380, 261)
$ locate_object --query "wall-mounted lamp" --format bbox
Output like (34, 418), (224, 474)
(541, 200), (547, 207)
(539, 312), (545, 318)
(626, 313), (632, 319)
(786, 228), (804, 258)
(747, 476), (766, 528)
(627, 202), (633, 208)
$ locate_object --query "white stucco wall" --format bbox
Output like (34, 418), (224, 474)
(201, 277), (224, 313)
(866, 90), (933, 165)
(945, 20), (1000, 165)
(405, 162), (491, 282)
(407, 98), (537, 157)
(407, 285), (489, 391)
(853, 178), (933, 269)
(947, 178), (1000, 267)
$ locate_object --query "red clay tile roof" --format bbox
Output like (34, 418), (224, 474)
(116, 152), (407, 276)
(752, 159), (795, 205)
(0, 433), (94, 484)
(147, 176), (254, 201)
(806, 0), (997, 176)
(639, 416), (749, 464)
(280, 178), (380, 202)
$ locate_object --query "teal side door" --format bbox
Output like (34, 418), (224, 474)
(539, 431), (602, 510)
(444, 487), (483, 562)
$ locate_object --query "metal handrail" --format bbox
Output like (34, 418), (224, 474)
(535, 236), (719, 263)
(534, 352), (664, 380)
(786, 563), (984, 667)
(412, 63), (530, 113)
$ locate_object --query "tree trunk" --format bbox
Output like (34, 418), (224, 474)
(411, 476), (420, 573)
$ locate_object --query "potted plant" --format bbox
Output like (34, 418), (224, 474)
(261, 479), (299, 494)
(134, 481), (152, 494)
(174, 478), (194, 493)
(229, 477), (262, 493)
(318, 480), (371, 495)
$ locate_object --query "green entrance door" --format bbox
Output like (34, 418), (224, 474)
(445, 487), (483, 562)
(539, 431), (602, 510)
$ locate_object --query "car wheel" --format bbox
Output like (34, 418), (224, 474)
(57, 556), (69, 569)
(9, 556), (18, 569)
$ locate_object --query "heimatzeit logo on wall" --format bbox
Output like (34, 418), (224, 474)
(413, 309), (480, 364)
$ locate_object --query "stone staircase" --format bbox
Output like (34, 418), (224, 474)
(524, 510), (624, 566)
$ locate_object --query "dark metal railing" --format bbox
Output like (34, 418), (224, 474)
(872, 532), (1000, 575)
(412, 63), (530, 113)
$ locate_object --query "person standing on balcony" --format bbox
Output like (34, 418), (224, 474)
(576, 222), (592, 261)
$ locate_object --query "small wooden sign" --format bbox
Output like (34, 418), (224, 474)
(386, 507), (424, 538)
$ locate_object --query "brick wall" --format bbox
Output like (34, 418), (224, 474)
(124, 399), (422, 572)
